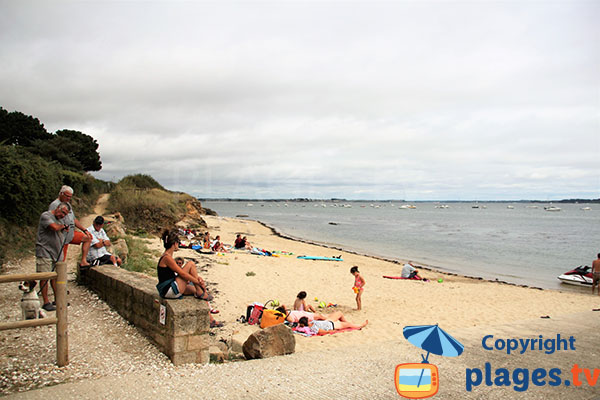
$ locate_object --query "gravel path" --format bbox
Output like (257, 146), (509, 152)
(0, 257), (174, 396)
(1, 312), (599, 399)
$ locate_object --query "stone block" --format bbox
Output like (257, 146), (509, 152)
(196, 348), (210, 364)
(209, 346), (225, 363)
(169, 335), (188, 353)
(170, 351), (198, 366)
(187, 334), (208, 351)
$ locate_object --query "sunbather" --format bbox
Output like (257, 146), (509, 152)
(276, 305), (348, 324)
(297, 316), (368, 335)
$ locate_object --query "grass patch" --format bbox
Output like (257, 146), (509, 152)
(246, 271), (256, 277)
(108, 186), (195, 233)
(121, 235), (157, 276)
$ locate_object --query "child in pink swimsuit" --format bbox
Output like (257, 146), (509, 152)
(293, 291), (316, 312)
(350, 266), (365, 310)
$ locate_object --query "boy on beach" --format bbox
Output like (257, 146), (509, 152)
(592, 253), (600, 295)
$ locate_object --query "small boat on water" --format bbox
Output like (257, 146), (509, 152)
(581, 207), (592, 211)
(557, 265), (593, 287)
(544, 206), (561, 212)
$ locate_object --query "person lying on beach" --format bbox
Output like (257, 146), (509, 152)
(157, 230), (222, 327)
(276, 306), (348, 324)
(401, 262), (422, 280)
(296, 316), (368, 335)
(293, 291), (316, 313)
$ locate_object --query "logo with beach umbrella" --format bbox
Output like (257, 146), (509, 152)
(395, 324), (464, 399)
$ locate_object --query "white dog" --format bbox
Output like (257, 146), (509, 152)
(18, 281), (46, 320)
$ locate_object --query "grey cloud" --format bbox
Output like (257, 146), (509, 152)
(1, 1), (598, 200)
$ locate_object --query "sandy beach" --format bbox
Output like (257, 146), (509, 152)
(172, 215), (597, 354)
(2, 211), (599, 399)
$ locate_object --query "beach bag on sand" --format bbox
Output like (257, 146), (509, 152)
(260, 309), (286, 329)
(247, 302), (265, 325)
(246, 300), (278, 325)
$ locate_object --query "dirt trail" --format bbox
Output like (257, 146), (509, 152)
(79, 193), (110, 227)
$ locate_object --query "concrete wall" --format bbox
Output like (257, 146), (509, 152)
(79, 265), (210, 365)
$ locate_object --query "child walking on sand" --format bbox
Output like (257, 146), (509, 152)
(350, 266), (365, 310)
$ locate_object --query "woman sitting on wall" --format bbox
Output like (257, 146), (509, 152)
(156, 229), (223, 327)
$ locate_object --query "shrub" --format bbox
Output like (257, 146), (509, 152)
(121, 235), (158, 276)
(0, 146), (62, 225)
(108, 186), (201, 233)
(118, 174), (165, 190)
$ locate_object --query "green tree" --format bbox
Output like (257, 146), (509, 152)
(0, 107), (52, 146)
(55, 129), (102, 172)
(30, 135), (85, 171)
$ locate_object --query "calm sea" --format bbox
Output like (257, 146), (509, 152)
(202, 201), (599, 290)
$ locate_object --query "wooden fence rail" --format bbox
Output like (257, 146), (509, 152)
(0, 262), (68, 366)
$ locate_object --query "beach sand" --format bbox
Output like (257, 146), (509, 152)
(2, 211), (599, 399)
(169, 216), (595, 354)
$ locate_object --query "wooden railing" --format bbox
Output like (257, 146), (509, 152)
(0, 262), (69, 366)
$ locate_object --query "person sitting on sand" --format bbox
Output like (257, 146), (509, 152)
(293, 291), (316, 313)
(211, 235), (225, 252)
(156, 229), (222, 327)
(401, 262), (422, 280)
(203, 232), (211, 249)
(241, 236), (252, 249)
(234, 234), (250, 249)
(297, 316), (368, 335)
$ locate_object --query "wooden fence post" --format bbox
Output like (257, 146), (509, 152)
(55, 261), (68, 366)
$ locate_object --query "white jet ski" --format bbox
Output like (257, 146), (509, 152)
(557, 265), (593, 286)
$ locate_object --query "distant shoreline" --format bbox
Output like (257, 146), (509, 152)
(244, 217), (548, 292)
(200, 198), (600, 203)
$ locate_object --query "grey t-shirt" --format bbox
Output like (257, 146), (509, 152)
(35, 211), (65, 261)
(310, 320), (335, 334)
(401, 263), (416, 278)
(49, 199), (75, 243)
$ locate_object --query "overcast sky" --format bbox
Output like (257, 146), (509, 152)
(1, 1), (598, 200)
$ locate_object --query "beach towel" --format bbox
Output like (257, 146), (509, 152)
(383, 275), (422, 280)
(317, 327), (361, 336)
(292, 326), (316, 337)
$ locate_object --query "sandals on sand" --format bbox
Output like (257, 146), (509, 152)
(210, 321), (224, 328)
(195, 291), (214, 301)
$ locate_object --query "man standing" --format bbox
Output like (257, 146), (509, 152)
(592, 253), (600, 296)
(48, 185), (92, 267)
(86, 215), (122, 267)
(35, 203), (70, 311)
